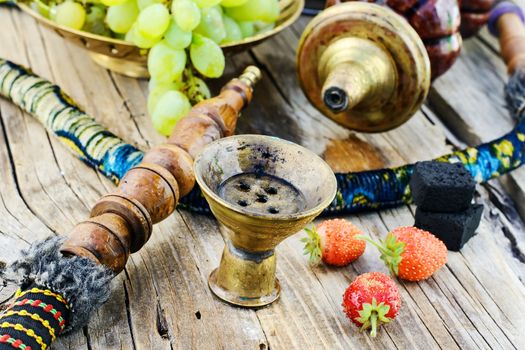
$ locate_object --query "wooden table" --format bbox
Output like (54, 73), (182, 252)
(1, 5), (525, 349)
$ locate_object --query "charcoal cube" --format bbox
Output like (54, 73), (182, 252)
(410, 161), (475, 212)
(414, 204), (484, 251)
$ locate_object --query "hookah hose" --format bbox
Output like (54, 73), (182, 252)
(1, 58), (525, 216)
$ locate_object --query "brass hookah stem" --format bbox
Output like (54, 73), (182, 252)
(318, 37), (397, 113)
(60, 66), (262, 273)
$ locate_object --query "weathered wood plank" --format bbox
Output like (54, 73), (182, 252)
(246, 16), (525, 350)
(0, 5), (524, 350)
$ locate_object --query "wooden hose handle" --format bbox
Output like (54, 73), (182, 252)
(489, 2), (525, 73)
(60, 66), (262, 273)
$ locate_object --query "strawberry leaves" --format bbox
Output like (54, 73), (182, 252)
(355, 298), (392, 337)
(301, 226), (322, 265)
(356, 233), (405, 276)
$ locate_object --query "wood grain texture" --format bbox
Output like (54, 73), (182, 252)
(0, 6), (524, 350)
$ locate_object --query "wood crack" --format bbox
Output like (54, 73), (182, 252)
(44, 132), (91, 210)
(156, 300), (170, 340)
(483, 183), (525, 264)
(0, 105), (58, 235)
(107, 73), (151, 149)
(445, 266), (512, 349)
(83, 325), (93, 350)
(122, 281), (138, 350)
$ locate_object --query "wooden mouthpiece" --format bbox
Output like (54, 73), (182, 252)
(489, 2), (525, 74)
(60, 66), (262, 273)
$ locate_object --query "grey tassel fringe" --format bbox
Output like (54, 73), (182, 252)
(0, 236), (113, 331)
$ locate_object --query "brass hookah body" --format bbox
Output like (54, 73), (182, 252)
(297, 0), (492, 133)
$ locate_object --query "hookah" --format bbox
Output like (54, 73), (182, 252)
(0, 1), (524, 349)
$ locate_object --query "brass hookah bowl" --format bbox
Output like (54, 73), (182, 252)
(297, 0), (464, 132)
(194, 135), (337, 307)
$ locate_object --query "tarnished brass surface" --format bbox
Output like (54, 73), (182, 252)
(89, 52), (149, 78)
(318, 37), (397, 113)
(297, 2), (431, 132)
(209, 240), (280, 307)
(194, 135), (336, 307)
(19, 0), (304, 78)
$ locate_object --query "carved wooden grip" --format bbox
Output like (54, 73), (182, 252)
(60, 66), (262, 272)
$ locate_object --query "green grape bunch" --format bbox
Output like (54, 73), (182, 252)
(29, 0), (280, 135)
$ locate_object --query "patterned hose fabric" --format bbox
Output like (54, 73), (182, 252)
(0, 59), (143, 182)
(1, 58), (525, 215)
(328, 116), (525, 213)
(0, 288), (70, 350)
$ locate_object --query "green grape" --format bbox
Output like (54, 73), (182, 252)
(137, 3), (170, 39)
(148, 78), (184, 92)
(54, 2), (86, 30)
(254, 20), (275, 34)
(194, 6), (226, 43)
(106, 0), (138, 34)
(128, 23), (161, 48)
(124, 25), (135, 42)
(190, 34), (225, 78)
(83, 5), (111, 36)
(147, 81), (182, 113)
(221, 15), (242, 43)
(220, 0), (248, 7)
(148, 41), (186, 83)
(151, 90), (192, 136)
(137, 0), (161, 10)
(193, 0), (221, 8)
(164, 21), (192, 49)
(101, 0), (128, 5)
(34, 0), (51, 17)
(225, 0), (279, 23)
(171, 0), (201, 32)
(184, 76), (211, 104)
(238, 21), (254, 38)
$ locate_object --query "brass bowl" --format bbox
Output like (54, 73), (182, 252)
(194, 135), (337, 307)
(18, 0), (304, 78)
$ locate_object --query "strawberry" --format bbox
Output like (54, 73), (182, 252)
(359, 226), (447, 281)
(342, 272), (401, 337)
(301, 219), (366, 266)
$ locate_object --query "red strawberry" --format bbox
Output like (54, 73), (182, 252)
(360, 226), (447, 281)
(342, 272), (401, 337)
(302, 219), (366, 266)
